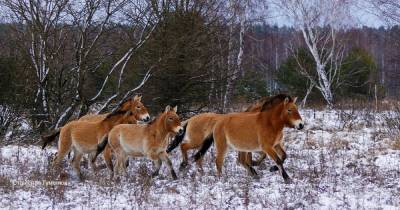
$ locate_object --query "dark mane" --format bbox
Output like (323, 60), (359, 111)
(245, 96), (270, 112)
(99, 97), (133, 114)
(104, 110), (127, 120)
(260, 94), (293, 112)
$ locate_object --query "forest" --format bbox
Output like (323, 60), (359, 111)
(0, 0), (399, 133)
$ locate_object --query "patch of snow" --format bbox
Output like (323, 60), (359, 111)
(0, 109), (399, 209)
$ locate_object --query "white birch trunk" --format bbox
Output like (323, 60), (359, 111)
(223, 3), (246, 112)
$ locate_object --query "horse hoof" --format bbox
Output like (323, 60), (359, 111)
(179, 162), (188, 171)
(284, 178), (292, 184)
(78, 174), (84, 181)
(172, 174), (178, 180)
(151, 171), (159, 178)
(249, 167), (259, 178)
(252, 173), (260, 180)
(269, 165), (279, 172)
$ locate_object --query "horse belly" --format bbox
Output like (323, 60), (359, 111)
(72, 138), (97, 154)
(120, 136), (144, 155)
(226, 136), (260, 152)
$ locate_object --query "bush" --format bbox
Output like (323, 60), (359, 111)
(337, 48), (378, 97)
(276, 48), (319, 99)
(235, 70), (269, 102)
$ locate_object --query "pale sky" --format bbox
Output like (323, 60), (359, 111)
(0, 0), (390, 28)
(264, 1), (387, 28)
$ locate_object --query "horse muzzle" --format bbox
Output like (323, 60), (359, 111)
(297, 123), (304, 130)
(175, 126), (184, 135)
(293, 120), (304, 130)
(141, 114), (151, 122)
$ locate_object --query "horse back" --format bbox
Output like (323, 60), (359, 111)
(215, 112), (263, 151)
(186, 112), (222, 141)
(79, 113), (108, 122)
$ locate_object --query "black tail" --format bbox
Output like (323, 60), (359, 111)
(41, 128), (61, 149)
(193, 134), (214, 161)
(166, 124), (187, 153)
(93, 136), (108, 162)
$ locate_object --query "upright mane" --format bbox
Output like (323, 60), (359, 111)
(260, 94), (293, 112)
(104, 110), (128, 120)
(147, 112), (164, 125)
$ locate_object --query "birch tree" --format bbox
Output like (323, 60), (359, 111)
(222, 0), (267, 111)
(369, 0), (400, 24)
(2, 0), (69, 119)
(55, 0), (158, 128)
(277, 0), (351, 107)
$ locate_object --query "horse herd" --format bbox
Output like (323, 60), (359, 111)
(41, 94), (304, 183)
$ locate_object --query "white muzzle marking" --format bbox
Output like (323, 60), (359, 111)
(293, 119), (304, 130)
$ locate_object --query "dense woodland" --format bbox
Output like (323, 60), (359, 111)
(0, 0), (399, 133)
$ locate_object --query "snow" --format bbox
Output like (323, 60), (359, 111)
(0, 109), (399, 209)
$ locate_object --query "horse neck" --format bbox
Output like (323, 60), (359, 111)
(260, 104), (285, 132)
(100, 116), (121, 133)
(149, 114), (169, 140)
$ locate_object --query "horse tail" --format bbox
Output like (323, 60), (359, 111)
(41, 128), (61, 149)
(93, 135), (108, 162)
(166, 122), (188, 153)
(193, 134), (214, 161)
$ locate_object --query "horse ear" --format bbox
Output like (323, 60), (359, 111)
(172, 106), (178, 113)
(164, 105), (171, 113)
(293, 97), (298, 104)
(133, 95), (142, 102)
(284, 97), (290, 105)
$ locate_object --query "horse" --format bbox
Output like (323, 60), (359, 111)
(194, 94), (304, 183)
(95, 105), (183, 180)
(166, 97), (270, 171)
(52, 109), (135, 179)
(41, 95), (150, 149)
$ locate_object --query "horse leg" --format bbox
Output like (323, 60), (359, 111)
(214, 130), (227, 177)
(103, 145), (114, 172)
(72, 152), (84, 180)
(114, 149), (126, 177)
(237, 152), (258, 178)
(237, 152), (249, 165)
(263, 146), (291, 183)
(160, 152), (177, 180)
(52, 134), (71, 168)
(152, 159), (162, 177)
(276, 144), (287, 162)
(252, 152), (267, 166)
(179, 142), (191, 170)
(270, 144), (287, 172)
(89, 152), (98, 172)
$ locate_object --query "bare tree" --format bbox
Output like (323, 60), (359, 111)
(276, 0), (351, 108)
(369, 0), (400, 24)
(2, 0), (69, 118)
(55, 0), (159, 128)
(2, 0), (159, 128)
(223, 0), (246, 111)
(222, 0), (267, 111)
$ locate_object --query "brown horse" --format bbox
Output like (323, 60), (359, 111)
(96, 105), (183, 179)
(195, 94), (304, 183)
(52, 109), (135, 179)
(166, 97), (270, 171)
(41, 95), (150, 149)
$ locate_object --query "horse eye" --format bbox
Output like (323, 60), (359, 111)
(136, 106), (141, 109)
(288, 109), (292, 113)
(168, 117), (173, 121)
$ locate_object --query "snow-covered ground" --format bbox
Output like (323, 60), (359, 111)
(0, 109), (399, 209)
